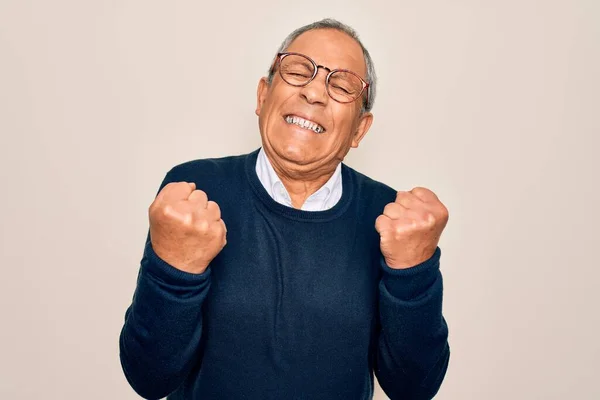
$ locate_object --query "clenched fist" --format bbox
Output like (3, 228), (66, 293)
(375, 187), (449, 269)
(149, 181), (227, 274)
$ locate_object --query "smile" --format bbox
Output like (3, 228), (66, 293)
(284, 115), (325, 134)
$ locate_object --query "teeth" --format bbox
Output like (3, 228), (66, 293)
(285, 115), (324, 134)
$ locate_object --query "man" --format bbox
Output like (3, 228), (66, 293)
(119, 18), (450, 400)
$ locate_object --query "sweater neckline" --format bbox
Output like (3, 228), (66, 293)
(245, 148), (354, 222)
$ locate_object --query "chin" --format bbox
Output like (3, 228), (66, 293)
(278, 145), (308, 162)
(264, 124), (323, 165)
(269, 142), (313, 166)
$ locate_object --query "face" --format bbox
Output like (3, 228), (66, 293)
(255, 29), (373, 178)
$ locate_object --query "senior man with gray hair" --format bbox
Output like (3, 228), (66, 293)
(119, 18), (450, 400)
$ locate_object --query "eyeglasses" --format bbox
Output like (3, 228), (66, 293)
(272, 52), (369, 107)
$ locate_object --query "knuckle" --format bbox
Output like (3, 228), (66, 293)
(394, 223), (406, 235)
(216, 222), (226, 237)
(181, 213), (194, 228)
(195, 219), (210, 233)
(393, 230), (404, 241)
(440, 204), (449, 219)
(160, 204), (173, 218)
(422, 211), (436, 224)
(164, 203), (175, 214)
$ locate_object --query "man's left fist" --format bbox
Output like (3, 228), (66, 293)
(375, 187), (449, 269)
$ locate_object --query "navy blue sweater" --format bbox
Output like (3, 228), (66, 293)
(119, 149), (450, 400)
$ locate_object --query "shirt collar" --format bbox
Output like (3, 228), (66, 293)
(255, 147), (342, 211)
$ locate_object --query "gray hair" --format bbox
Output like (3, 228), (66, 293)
(266, 18), (377, 113)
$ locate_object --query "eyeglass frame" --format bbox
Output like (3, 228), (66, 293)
(271, 52), (370, 108)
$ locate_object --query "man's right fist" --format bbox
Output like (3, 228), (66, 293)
(148, 181), (227, 274)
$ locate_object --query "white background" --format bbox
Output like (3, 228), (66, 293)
(0, 1), (598, 399)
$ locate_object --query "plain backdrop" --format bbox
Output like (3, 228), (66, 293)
(1, 1), (598, 399)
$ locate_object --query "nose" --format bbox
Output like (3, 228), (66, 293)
(299, 67), (329, 106)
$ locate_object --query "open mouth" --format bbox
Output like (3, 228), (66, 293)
(284, 115), (325, 134)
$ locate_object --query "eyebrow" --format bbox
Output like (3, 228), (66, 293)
(288, 51), (366, 79)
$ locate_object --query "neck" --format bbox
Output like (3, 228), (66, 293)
(265, 151), (339, 209)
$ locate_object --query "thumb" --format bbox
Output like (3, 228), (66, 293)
(188, 182), (196, 190)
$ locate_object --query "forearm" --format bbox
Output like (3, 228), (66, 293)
(375, 247), (450, 400)
(119, 240), (211, 399)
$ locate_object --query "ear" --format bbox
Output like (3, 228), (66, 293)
(255, 77), (270, 116)
(351, 112), (373, 148)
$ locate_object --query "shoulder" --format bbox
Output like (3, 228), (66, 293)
(167, 152), (248, 180)
(343, 164), (397, 209)
(156, 150), (256, 195)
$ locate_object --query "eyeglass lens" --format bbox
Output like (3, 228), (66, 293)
(279, 54), (363, 103)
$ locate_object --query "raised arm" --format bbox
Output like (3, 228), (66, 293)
(375, 248), (450, 399)
(373, 187), (451, 399)
(119, 174), (227, 399)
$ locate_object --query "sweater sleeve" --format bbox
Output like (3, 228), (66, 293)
(119, 238), (211, 399)
(119, 170), (211, 399)
(374, 247), (450, 400)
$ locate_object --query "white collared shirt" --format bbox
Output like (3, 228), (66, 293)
(255, 148), (343, 211)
